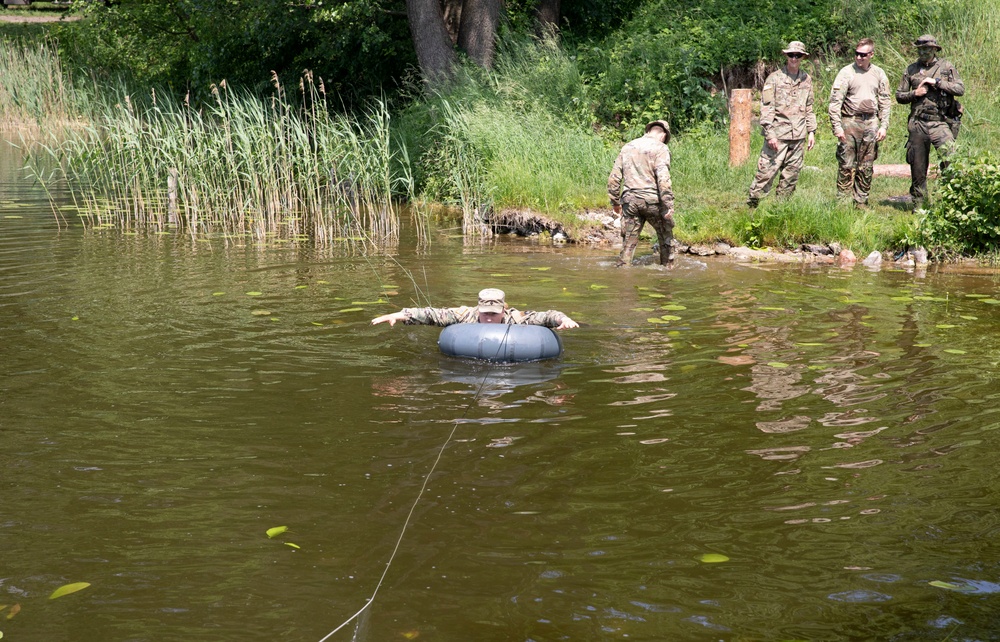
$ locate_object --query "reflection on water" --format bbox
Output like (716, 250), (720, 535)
(4, 138), (1000, 640)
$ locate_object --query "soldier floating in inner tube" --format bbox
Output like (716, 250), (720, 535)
(371, 288), (579, 330)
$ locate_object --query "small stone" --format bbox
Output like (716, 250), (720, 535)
(912, 247), (928, 264)
(839, 249), (857, 264)
(862, 251), (882, 267)
(802, 243), (832, 255)
(828, 242), (843, 255)
(714, 242), (731, 255)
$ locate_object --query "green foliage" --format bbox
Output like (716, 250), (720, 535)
(54, 0), (414, 106)
(920, 153), (1000, 254)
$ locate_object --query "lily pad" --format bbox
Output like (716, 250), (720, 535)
(339, 308), (364, 313)
(590, 284), (608, 290)
(647, 318), (669, 324)
(266, 526), (288, 538)
(943, 349), (967, 355)
(980, 299), (1000, 305)
(246, 291), (263, 296)
(212, 292), (226, 296)
(760, 307), (786, 311)
(660, 304), (687, 311)
(767, 362), (790, 369)
(530, 267), (550, 271)
(964, 293), (988, 298)
(960, 315), (978, 320)
(929, 580), (975, 592)
(49, 582), (90, 600)
(698, 553), (729, 563)
(660, 315), (682, 321)
(935, 324), (957, 329)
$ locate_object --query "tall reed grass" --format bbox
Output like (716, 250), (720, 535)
(0, 37), (92, 133)
(48, 74), (410, 243)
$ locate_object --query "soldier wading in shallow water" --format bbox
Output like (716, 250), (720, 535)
(607, 120), (675, 267)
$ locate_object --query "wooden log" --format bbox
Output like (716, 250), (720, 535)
(729, 88), (752, 167)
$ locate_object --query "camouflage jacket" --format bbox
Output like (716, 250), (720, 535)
(607, 135), (674, 214)
(760, 67), (817, 141)
(828, 63), (892, 135)
(895, 57), (965, 121)
(402, 306), (570, 328)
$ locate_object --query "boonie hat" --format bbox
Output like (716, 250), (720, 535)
(913, 34), (941, 50)
(478, 288), (506, 314)
(644, 119), (671, 143)
(782, 41), (809, 56)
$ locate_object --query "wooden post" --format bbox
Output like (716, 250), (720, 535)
(729, 88), (753, 166)
(167, 168), (179, 225)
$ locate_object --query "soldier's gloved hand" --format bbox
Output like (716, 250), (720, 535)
(767, 138), (779, 151)
(612, 204), (622, 216)
(807, 132), (816, 151)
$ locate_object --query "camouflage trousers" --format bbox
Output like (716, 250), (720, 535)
(905, 117), (957, 202)
(836, 115), (880, 204)
(618, 194), (674, 267)
(748, 138), (806, 201)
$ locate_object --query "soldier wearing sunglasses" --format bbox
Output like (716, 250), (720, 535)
(828, 38), (892, 207)
(895, 34), (965, 206)
(747, 41), (817, 208)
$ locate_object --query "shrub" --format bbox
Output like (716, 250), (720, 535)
(920, 153), (1000, 254)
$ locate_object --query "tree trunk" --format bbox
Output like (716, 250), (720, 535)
(457, 0), (502, 68)
(441, 0), (462, 45)
(534, 0), (560, 35)
(729, 88), (752, 166)
(406, 0), (458, 84)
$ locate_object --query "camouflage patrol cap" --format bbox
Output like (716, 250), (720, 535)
(782, 41), (809, 56)
(644, 119), (671, 143)
(478, 288), (506, 314)
(913, 34), (942, 50)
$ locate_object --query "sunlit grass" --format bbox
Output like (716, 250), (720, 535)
(0, 37), (92, 133)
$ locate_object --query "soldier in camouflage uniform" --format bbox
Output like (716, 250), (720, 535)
(828, 38), (892, 206)
(895, 34), (965, 205)
(747, 41), (817, 208)
(371, 288), (579, 329)
(607, 120), (675, 267)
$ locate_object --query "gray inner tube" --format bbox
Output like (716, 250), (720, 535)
(438, 323), (563, 362)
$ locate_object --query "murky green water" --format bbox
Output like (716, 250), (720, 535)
(3, 138), (1000, 641)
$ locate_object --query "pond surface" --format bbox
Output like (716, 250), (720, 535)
(3, 138), (1000, 641)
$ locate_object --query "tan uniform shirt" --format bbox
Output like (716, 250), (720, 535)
(607, 135), (674, 213)
(828, 62), (892, 136)
(760, 67), (817, 141)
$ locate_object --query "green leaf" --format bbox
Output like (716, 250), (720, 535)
(943, 349), (967, 355)
(698, 553), (729, 563)
(767, 362), (789, 368)
(660, 315), (682, 321)
(647, 318), (669, 324)
(590, 284), (608, 289)
(284, 542), (301, 549)
(660, 304), (687, 311)
(339, 308), (364, 313)
(246, 291), (263, 296)
(266, 526), (288, 538)
(49, 582), (91, 600)
(929, 580), (974, 592)
(935, 324), (957, 329)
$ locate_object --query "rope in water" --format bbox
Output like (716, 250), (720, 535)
(317, 323), (514, 641)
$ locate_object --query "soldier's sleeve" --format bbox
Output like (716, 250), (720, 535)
(653, 147), (674, 216)
(828, 68), (849, 135)
(939, 61), (965, 97)
(877, 69), (891, 131)
(760, 73), (776, 139)
(607, 150), (625, 207)
(402, 306), (474, 326)
(513, 309), (569, 328)
(806, 76), (817, 133)
(896, 66), (915, 104)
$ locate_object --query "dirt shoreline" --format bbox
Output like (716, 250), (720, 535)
(0, 12), (78, 23)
